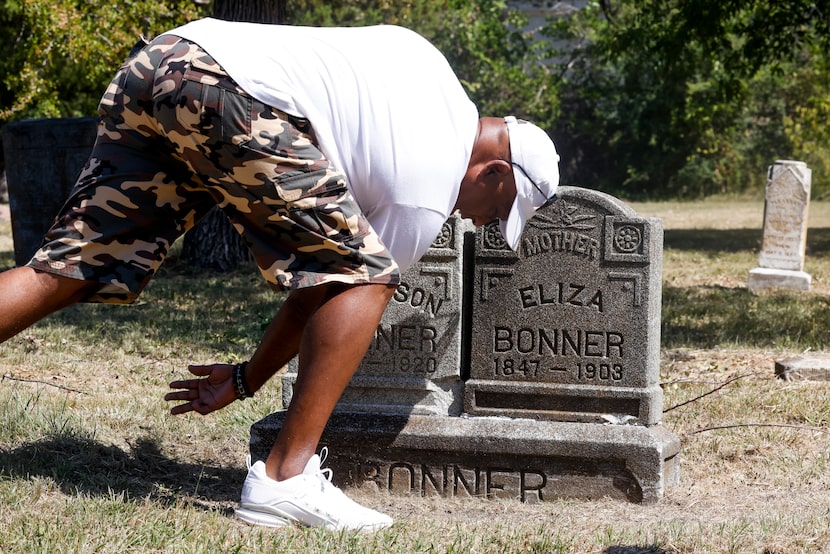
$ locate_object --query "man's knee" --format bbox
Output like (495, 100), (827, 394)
(286, 282), (394, 311)
(0, 267), (101, 342)
(26, 268), (100, 306)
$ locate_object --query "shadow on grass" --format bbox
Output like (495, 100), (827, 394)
(662, 285), (830, 349)
(805, 227), (830, 257)
(0, 433), (244, 512)
(664, 227), (830, 256)
(664, 228), (761, 253)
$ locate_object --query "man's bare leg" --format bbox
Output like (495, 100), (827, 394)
(262, 283), (395, 481)
(0, 267), (98, 343)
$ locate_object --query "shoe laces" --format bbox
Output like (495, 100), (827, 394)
(313, 447), (335, 485)
(244, 449), (336, 490)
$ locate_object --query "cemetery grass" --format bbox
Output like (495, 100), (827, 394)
(0, 199), (828, 554)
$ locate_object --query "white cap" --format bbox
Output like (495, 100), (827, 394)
(500, 116), (560, 250)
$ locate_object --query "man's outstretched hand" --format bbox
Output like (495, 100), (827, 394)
(165, 364), (238, 415)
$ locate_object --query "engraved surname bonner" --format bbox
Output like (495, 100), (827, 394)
(518, 283), (603, 313)
(369, 324), (437, 352)
(493, 326), (624, 358)
(372, 462), (547, 502)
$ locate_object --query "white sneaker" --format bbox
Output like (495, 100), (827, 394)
(235, 448), (393, 532)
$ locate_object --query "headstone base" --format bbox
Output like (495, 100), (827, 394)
(464, 379), (664, 425)
(249, 412), (681, 504)
(282, 373), (463, 416)
(775, 355), (830, 381)
(748, 267), (811, 292)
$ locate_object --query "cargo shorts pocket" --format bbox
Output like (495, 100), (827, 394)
(180, 61), (253, 147)
(276, 169), (369, 244)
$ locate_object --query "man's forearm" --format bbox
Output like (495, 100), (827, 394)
(243, 286), (330, 393)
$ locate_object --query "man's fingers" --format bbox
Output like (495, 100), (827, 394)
(187, 364), (216, 377)
(167, 364), (227, 416)
(169, 364), (229, 389)
(169, 379), (192, 390)
(164, 390), (196, 402)
(168, 399), (215, 416)
(169, 402), (195, 415)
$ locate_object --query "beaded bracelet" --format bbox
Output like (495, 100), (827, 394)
(233, 361), (254, 400)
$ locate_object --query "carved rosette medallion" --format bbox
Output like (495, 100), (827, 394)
(432, 221), (453, 249)
(613, 225), (642, 253)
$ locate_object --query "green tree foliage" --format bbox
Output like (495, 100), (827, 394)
(779, 42), (830, 199)
(548, 0), (830, 199)
(2, 0), (827, 199)
(0, 0), (208, 123)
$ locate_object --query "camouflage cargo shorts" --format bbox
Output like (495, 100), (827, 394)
(27, 35), (400, 304)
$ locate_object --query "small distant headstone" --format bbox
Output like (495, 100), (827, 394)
(282, 215), (473, 416)
(748, 160), (812, 292)
(466, 186), (664, 425)
(2, 117), (99, 266)
(775, 355), (830, 381)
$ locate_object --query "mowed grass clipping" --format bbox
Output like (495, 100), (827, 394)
(0, 199), (829, 554)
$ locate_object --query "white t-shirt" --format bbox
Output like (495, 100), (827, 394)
(164, 18), (479, 271)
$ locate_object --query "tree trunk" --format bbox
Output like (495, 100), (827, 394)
(181, 207), (253, 272)
(180, 0), (288, 270)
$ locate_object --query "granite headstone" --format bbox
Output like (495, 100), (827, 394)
(252, 188), (680, 504)
(775, 355), (830, 381)
(465, 186), (664, 425)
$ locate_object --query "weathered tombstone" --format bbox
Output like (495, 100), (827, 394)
(1, 117), (99, 266)
(466, 186), (664, 425)
(280, 214), (472, 416)
(250, 187), (680, 504)
(748, 160), (812, 292)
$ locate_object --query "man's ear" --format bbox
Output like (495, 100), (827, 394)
(482, 159), (512, 183)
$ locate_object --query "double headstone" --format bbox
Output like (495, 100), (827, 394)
(251, 187), (680, 504)
(748, 160), (812, 292)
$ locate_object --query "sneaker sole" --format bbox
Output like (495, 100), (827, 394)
(234, 507), (293, 528)
(236, 506), (392, 532)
